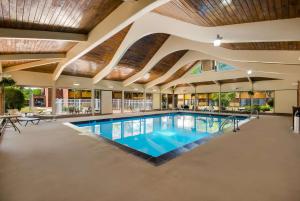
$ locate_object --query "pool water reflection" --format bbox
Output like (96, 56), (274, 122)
(73, 113), (246, 157)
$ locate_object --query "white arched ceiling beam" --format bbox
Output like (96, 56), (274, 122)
(161, 65), (300, 91)
(152, 50), (300, 89)
(52, 0), (171, 81)
(92, 12), (300, 84)
(145, 50), (211, 88)
(124, 35), (300, 86)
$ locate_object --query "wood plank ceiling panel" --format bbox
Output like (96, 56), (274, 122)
(104, 33), (170, 81)
(62, 25), (131, 78)
(222, 41), (300, 50)
(23, 62), (58, 73)
(0, 0), (123, 33)
(136, 50), (188, 84)
(1, 60), (39, 68)
(153, 0), (300, 27)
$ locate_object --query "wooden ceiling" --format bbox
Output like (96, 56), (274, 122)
(158, 61), (199, 86)
(154, 0), (300, 27)
(105, 33), (170, 81)
(222, 41), (300, 50)
(62, 25), (131, 78)
(0, 39), (76, 53)
(0, 0), (123, 33)
(137, 50), (188, 84)
(24, 62), (58, 73)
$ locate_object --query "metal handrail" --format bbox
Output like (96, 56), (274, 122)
(219, 115), (239, 132)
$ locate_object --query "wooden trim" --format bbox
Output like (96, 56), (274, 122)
(0, 53), (65, 61)
(0, 28), (87, 42)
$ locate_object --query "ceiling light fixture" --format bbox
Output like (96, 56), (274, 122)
(213, 34), (223, 47)
(73, 82), (80, 86)
(134, 88), (138, 91)
(247, 70), (252, 75)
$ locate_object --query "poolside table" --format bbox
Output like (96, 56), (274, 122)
(17, 117), (40, 127)
(0, 115), (21, 134)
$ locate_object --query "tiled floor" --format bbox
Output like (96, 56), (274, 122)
(1, 113), (300, 201)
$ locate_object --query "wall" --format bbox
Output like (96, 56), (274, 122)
(274, 90), (297, 114)
(101, 91), (112, 114)
(153, 93), (161, 110)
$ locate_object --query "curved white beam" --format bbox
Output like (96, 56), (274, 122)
(161, 62), (300, 91)
(124, 35), (300, 86)
(53, 0), (171, 81)
(94, 13), (300, 83)
(93, 12), (300, 85)
(145, 51), (209, 88)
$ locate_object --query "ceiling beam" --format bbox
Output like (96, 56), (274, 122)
(53, 0), (170, 81)
(0, 53), (65, 61)
(3, 59), (62, 73)
(0, 28), (87, 42)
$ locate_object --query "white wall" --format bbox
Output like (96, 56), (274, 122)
(274, 90), (297, 114)
(153, 93), (161, 110)
(101, 91), (112, 114)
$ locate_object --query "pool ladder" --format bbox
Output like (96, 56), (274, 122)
(219, 115), (240, 133)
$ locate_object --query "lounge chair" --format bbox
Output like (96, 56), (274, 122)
(17, 117), (41, 127)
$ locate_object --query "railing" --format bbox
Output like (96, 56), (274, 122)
(55, 99), (100, 114)
(219, 115), (240, 132)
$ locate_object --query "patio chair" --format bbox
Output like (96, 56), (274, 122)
(17, 117), (41, 127)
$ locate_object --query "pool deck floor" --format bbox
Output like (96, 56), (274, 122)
(1, 112), (300, 201)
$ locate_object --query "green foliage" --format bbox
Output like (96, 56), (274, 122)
(32, 89), (42, 96)
(20, 88), (42, 100)
(0, 78), (16, 87)
(248, 90), (254, 96)
(267, 99), (274, 107)
(260, 105), (271, 112)
(5, 87), (25, 110)
(210, 92), (236, 107)
(190, 64), (202, 75)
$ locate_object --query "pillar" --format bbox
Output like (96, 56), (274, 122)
(121, 90), (125, 113)
(91, 87), (95, 115)
(172, 89), (175, 109)
(160, 91), (162, 110)
(51, 81), (56, 115)
(218, 83), (221, 113)
(143, 89), (146, 111)
(297, 80), (300, 106)
(194, 86), (197, 111)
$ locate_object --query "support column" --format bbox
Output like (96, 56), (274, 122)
(297, 80), (300, 106)
(218, 83), (221, 113)
(172, 89), (175, 109)
(51, 81), (56, 115)
(91, 87), (95, 115)
(143, 89), (146, 111)
(121, 90), (125, 113)
(194, 86), (197, 111)
(160, 91), (162, 110)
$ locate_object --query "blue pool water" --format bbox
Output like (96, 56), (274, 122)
(72, 113), (247, 157)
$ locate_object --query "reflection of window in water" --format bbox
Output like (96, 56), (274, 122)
(145, 118), (153, 134)
(124, 121), (133, 137)
(95, 125), (100, 134)
(161, 116), (169, 130)
(112, 122), (121, 140)
(196, 118), (207, 133)
(176, 116), (195, 130)
(132, 120), (141, 136)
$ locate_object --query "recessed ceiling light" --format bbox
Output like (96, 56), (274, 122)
(247, 70), (252, 75)
(108, 85), (114, 89)
(213, 34), (223, 47)
(134, 88), (138, 91)
(222, 0), (232, 6)
(152, 89), (157, 92)
(73, 82), (80, 86)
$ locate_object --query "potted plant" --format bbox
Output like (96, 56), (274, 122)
(0, 78), (16, 114)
